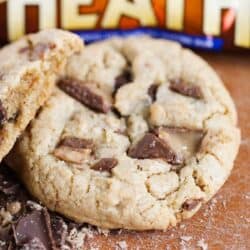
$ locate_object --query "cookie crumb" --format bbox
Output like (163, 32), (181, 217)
(222, 200), (227, 208)
(116, 240), (127, 250)
(90, 247), (99, 250)
(26, 200), (43, 210)
(0, 240), (6, 247)
(81, 226), (95, 239)
(66, 228), (86, 249)
(244, 194), (250, 199)
(179, 236), (192, 250)
(197, 239), (208, 250)
(97, 227), (110, 236)
(180, 236), (192, 242)
(7, 201), (21, 215)
(0, 208), (13, 226)
(180, 239), (188, 250)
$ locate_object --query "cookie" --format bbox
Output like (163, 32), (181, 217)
(0, 29), (83, 162)
(6, 37), (240, 230)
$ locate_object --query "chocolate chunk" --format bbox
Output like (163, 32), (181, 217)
(20, 238), (46, 250)
(58, 137), (94, 150)
(148, 84), (158, 101)
(13, 209), (55, 250)
(54, 147), (92, 165)
(0, 101), (7, 127)
(54, 137), (94, 164)
(58, 78), (111, 113)
(92, 158), (118, 173)
(128, 133), (182, 165)
(169, 80), (203, 99)
(182, 198), (203, 211)
(19, 42), (56, 61)
(114, 70), (132, 90)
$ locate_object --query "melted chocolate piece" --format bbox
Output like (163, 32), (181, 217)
(169, 80), (203, 99)
(152, 126), (204, 162)
(182, 198), (203, 211)
(128, 133), (182, 165)
(114, 70), (132, 91)
(148, 84), (158, 101)
(92, 158), (118, 173)
(58, 78), (111, 113)
(0, 101), (7, 127)
(13, 209), (55, 250)
(58, 137), (94, 150)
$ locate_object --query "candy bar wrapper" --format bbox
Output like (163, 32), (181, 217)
(0, 0), (249, 50)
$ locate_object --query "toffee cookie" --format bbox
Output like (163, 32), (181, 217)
(6, 37), (240, 230)
(0, 29), (83, 162)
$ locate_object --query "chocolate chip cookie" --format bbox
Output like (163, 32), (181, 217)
(6, 37), (240, 230)
(0, 29), (83, 162)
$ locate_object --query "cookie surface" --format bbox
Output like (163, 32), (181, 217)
(0, 29), (83, 162)
(6, 37), (240, 230)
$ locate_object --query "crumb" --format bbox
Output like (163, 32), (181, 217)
(117, 229), (123, 235)
(222, 200), (226, 208)
(208, 198), (217, 210)
(97, 227), (110, 236)
(80, 226), (94, 239)
(116, 240), (127, 250)
(0, 208), (13, 226)
(179, 224), (186, 229)
(180, 240), (188, 250)
(7, 201), (21, 215)
(26, 200), (43, 210)
(180, 236), (192, 242)
(179, 235), (192, 250)
(0, 240), (6, 247)
(65, 225), (97, 249)
(197, 239), (208, 250)
(245, 194), (250, 199)
(66, 228), (86, 250)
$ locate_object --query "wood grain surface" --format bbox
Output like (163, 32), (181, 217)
(83, 52), (250, 250)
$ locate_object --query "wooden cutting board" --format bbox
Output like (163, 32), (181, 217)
(83, 52), (250, 250)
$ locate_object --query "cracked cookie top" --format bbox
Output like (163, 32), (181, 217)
(6, 37), (240, 230)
